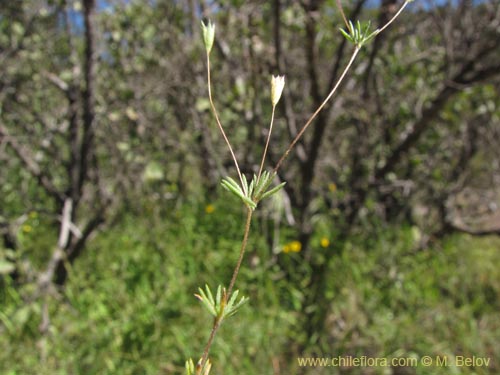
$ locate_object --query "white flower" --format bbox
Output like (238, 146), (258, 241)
(271, 75), (285, 106)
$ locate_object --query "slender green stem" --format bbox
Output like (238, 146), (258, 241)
(257, 105), (276, 181)
(199, 207), (253, 369)
(227, 207), (253, 298)
(198, 318), (221, 373)
(273, 46), (361, 174)
(206, 52), (244, 187)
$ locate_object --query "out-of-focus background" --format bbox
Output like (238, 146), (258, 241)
(0, 0), (499, 374)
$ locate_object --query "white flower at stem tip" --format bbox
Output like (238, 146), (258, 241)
(271, 75), (285, 107)
(201, 20), (215, 54)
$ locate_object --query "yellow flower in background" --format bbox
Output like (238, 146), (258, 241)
(282, 241), (301, 254)
(320, 237), (330, 248)
(22, 224), (32, 233)
(205, 204), (215, 214)
(289, 240), (302, 253)
(328, 183), (337, 193)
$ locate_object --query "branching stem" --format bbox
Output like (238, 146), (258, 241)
(195, 2), (411, 371)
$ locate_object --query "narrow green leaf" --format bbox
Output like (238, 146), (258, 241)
(348, 20), (355, 33)
(216, 285), (222, 312)
(185, 359), (195, 375)
(224, 176), (244, 192)
(253, 175), (267, 196)
(254, 171), (276, 198)
(248, 175), (256, 197)
(227, 289), (239, 309)
(260, 181), (286, 201)
(197, 288), (217, 316)
(339, 27), (353, 43)
(205, 285), (215, 306)
(221, 178), (256, 209)
(363, 20), (371, 36)
(226, 296), (249, 317)
(241, 174), (249, 196)
(221, 179), (245, 199)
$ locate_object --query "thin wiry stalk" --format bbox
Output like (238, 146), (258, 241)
(257, 105), (276, 180)
(376, 0), (412, 35)
(273, 46), (361, 174)
(227, 207), (253, 298)
(206, 52), (244, 187)
(199, 207), (253, 369)
(336, 0), (350, 30)
(199, 318), (221, 373)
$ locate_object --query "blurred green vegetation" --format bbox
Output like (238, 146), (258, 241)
(1, 196), (499, 374)
(1, 1), (499, 374)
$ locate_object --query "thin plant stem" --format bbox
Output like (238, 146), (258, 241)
(376, 0), (411, 35)
(227, 207), (253, 298)
(273, 46), (361, 174)
(199, 207), (254, 369)
(206, 52), (244, 187)
(198, 318), (221, 373)
(257, 105), (276, 180)
(336, 0), (350, 30)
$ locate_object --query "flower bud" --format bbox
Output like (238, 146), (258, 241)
(271, 75), (285, 106)
(201, 20), (215, 54)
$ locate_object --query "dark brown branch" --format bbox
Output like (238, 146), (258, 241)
(0, 124), (64, 204)
(303, 3), (322, 106)
(54, 212), (105, 285)
(375, 62), (500, 181)
(78, 0), (96, 197)
(362, 0), (398, 98)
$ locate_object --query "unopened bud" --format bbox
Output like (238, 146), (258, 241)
(201, 20), (215, 54)
(271, 75), (285, 106)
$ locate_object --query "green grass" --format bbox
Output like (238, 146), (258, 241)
(1, 199), (499, 374)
